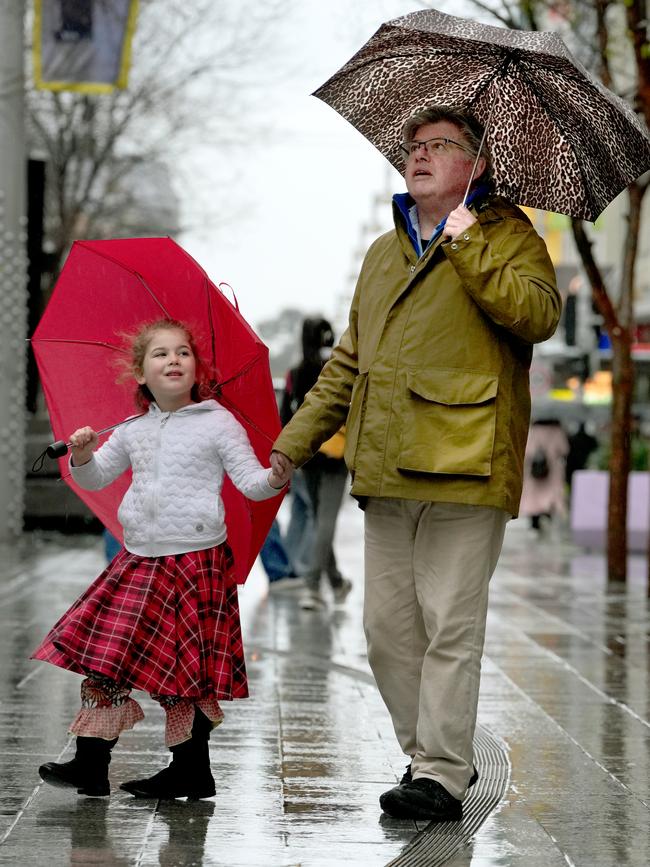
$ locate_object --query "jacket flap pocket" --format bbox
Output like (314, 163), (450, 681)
(406, 369), (498, 406)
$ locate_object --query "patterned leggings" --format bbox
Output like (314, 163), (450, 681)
(70, 672), (224, 747)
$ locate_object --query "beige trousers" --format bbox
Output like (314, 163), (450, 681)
(363, 498), (508, 800)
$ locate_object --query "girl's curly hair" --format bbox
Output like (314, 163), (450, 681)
(116, 318), (212, 409)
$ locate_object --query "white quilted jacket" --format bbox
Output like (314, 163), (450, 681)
(70, 400), (279, 556)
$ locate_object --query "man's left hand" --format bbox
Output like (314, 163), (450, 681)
(442, 204), (477, 240)
(270, 450), (295, 483)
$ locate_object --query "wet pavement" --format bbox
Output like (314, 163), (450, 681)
(1, 498), (650, 866)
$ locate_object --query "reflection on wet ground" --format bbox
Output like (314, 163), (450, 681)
(0, 503), (649, 865)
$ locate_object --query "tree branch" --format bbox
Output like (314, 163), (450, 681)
(625, 0), (650, 126)
(570, 217), (618, 334)
(593, 0), (613, 89)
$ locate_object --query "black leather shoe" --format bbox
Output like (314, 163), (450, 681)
(400, 763), (478, 788)
(120, 765), (215, 800)
(380, 777), (463, 821)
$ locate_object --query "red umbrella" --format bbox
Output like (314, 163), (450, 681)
(32, 237), (283, 584)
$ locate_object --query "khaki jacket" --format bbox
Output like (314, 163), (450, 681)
(274, 196), (561, 516)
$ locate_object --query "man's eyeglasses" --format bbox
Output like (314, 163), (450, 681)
(399, 137), (473, 158)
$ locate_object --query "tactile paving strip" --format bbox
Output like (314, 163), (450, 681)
(254, 644), (510, 866)
(387, 723), (511, 866)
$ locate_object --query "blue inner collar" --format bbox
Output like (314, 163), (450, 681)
(393, 184), (490, 257)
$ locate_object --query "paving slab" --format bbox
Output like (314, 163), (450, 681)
(0, 503), (649, 864)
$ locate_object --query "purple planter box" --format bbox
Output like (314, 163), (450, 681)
(570, 470), (650, 552)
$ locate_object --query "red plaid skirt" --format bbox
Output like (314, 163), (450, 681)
(31, 543), (248, 700)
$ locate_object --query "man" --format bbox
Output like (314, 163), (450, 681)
(271, 106), (561, 821)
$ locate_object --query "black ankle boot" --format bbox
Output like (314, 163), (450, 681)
(39, 736), (118, 796)
(120, 710), (215, 800)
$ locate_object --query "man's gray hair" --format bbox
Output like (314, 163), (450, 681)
(401, 105), (493, 187)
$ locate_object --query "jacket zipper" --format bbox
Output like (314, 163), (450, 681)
(151, 413), (170, 539)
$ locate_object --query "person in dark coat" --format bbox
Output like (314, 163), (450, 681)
(565, 421), (598, 486)
(281, 317), (352, 610)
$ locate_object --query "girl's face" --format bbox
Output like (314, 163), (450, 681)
(135, 327), (197, 411)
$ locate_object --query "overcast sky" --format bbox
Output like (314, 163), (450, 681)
(177, 1), (438, 333)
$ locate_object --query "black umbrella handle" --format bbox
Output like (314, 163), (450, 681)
(32, 414), (145, 473)
(45, 421), (114, 459)
(46, 440), (70, 459)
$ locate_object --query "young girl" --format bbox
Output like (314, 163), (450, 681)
(32, 318), (289, 799)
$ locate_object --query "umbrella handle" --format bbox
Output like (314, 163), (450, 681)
(46, 440), (70, 459)
(46, 417), (139, 458)
(31, 414), (145, 473)
(218, 282), (239, 311)
(32, 441), (68, 472)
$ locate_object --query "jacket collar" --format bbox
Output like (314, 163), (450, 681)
(393, 184), (491, 258)
(148, 399), (220, 416)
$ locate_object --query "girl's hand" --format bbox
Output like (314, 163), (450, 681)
(69, 426), (98, 466)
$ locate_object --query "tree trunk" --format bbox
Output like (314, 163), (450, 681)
(607, 328), (633, 582)
(570, 217), (629, 581)
(607, 182), (643, 583)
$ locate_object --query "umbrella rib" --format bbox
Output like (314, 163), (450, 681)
(133, 271), (171, 316)
(514, 62), (598, 218)
(212, 355), (261, 391)
(75, 242), (171, 317)
(209, 355), (276, 445)
(204, 276), (217, 372)
(216, 391), (275, 445)
(461, 54), (519, 202)
(463, 53), (598, 218)
(30, 338), (129, 352)
(465, 49), (520, 108)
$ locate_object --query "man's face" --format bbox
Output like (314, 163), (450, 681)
(403, 121), (483, 209)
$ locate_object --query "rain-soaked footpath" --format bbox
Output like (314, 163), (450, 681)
(1, 495), (650, 866)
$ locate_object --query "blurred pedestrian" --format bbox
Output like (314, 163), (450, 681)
(259, 518), (303, 592)
(282, 467), (313, 575)
(271, 106), (560, 820)
(32, 318), (288, 799)
(280, 316), (352, 610)
(565, 420), (598, 486)
(103, 528), (121, 562)
(520, 418), (569, 531)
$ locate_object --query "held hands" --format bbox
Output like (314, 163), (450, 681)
(442, 204), (477, 240)
(69, 426), (98, 466)
(268, 450), (295, 490)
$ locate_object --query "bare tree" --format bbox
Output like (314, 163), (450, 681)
(25, 0), (292, 288)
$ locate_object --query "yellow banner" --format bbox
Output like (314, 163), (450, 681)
(33, 0), (138, 93)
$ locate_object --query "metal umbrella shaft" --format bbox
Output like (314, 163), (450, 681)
(46, 416), (143, 459)
(462, 99), (496, 207)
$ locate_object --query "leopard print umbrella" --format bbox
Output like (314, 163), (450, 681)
(313, 9), (650, 221)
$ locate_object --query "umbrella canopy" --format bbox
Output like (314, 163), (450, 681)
(313, 8), (650, 221)
(32, 237), (283, 584)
